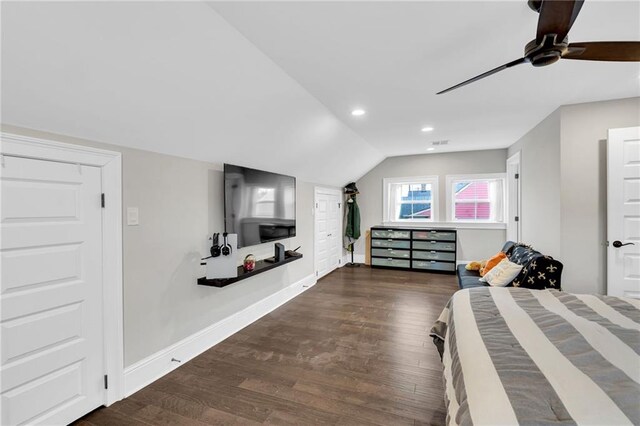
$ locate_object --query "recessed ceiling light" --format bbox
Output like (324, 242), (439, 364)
(426, 147), (435, 151)
(351, 109), (366, 116)
(421, 127), (434, 132)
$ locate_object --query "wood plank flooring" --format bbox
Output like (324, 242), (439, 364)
(75, 266), (458, 425)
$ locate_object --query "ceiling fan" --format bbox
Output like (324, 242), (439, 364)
(437, 0), (640, 95)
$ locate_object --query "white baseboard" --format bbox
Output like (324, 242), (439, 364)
(123, 273), (317, 397)
(342, 254), (366, 265)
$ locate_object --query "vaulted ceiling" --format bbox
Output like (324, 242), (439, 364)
(211, 1), (640, 156)
(2, 1), (639, 186)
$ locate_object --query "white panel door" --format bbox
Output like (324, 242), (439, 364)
(1, 155), (105, 425)
(607, 127), (640, 298)
(315, 190), (340, 278)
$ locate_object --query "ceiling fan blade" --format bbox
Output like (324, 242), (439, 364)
(537, 0), (584, 43)
(563, 41), (640, 61)
(437, 58), (527, 95)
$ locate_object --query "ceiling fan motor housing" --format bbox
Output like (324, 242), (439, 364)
(525, 35), (569, 67)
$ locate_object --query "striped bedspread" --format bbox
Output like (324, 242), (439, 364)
(429, 287), (640, 425)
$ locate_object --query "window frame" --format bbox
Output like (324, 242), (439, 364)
(382, 176), (439, 223)
(446, 173), (506, 223)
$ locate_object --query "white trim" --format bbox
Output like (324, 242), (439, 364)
(123, 273), (317, 397)
(382, 175), (439, 223)
(381, 221), (506, 230)
(506, 152), (522, 243)
(314, 186), (344, 278)
(0, 132), (124, 405)
(445, 173), (506, 224)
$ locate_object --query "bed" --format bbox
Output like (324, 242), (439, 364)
(429, 287), (640, 425)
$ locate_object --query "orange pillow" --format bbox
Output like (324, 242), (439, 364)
(480, 252), (507, 277)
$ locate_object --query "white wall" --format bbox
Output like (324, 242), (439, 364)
(507, 109), (562, 258)
(2, 124), (316, 367)
(508, 97), (640, 294)
(354, 149), (508, 261)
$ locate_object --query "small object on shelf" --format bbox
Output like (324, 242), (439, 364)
(203, 233), (238, 279)
(243, 254), (256, 272)
(275, 242), (285, 262)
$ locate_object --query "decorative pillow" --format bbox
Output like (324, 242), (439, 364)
(480, 252), (507, 277)
(480, 259), (523, 287)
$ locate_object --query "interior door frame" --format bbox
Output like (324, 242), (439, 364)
(506, 151), (522, 243)
(607, 126), (640, 297)
(314, 186), (344, 279)
(1, 132), (124, 405)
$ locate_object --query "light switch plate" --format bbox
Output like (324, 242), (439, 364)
(127, 207), (139, 226)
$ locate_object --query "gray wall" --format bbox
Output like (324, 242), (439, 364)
(508, 97), (640, 294)
(355, 149), (508, 261)
(2, 124), (315, 367)
(559, 98), (640, 294)
(507, 109), (562, 258)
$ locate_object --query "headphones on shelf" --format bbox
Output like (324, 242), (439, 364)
(221, 232), (232, 256)
(210, 233), (221, 257)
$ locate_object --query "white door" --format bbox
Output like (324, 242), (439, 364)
(506, 152), (521, 243)
(1, 155), (105, 425)
(607, 127), (640, 298)
(315, 189), (341, 279)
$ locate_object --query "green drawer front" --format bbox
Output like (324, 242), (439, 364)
(371, 239), (411, 249)
(371, 248), (410, 259)
(413, 241), (456, 252)
(371, 257), (411, 268)
(412, 250), (456, 261)
(412, 230), (456, 241)
(371, 229), (411, 239)
(412, 260), (456, 272)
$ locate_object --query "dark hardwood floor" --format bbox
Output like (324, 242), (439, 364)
(75, 266), (458, 425)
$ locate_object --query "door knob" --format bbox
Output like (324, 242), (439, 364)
(612, 240), (635, 248)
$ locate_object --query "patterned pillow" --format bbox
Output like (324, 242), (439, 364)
(509, 246), (563, 290)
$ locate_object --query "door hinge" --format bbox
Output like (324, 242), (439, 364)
(338, 202), (341, 209)
(315, 202), (318, 208)
(104, 375), (108, 389)
(101, 193), (105, 208)
(515, 216), (520, 222)
(316, 271), (319, 277)
(515, 173), (519, 179)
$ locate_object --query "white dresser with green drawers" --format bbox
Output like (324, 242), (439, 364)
(370, 227), (457, 274)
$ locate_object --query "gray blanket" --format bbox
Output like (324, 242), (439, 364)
(429, 287), (640, 425)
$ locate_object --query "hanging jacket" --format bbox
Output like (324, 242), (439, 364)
(345, 196), (361, 240)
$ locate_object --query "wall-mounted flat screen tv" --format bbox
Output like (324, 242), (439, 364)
(224, 164), (296, 248)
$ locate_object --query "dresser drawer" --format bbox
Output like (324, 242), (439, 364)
(371, 248), (410, 259)
(412, 230), (456, 241)
(412, 250), (455, 261)
(412, 260), (456, 272)
(413, 241), (456, 252)
(371, 239), (411, 249)
(372, 257), (411, 268)
(371, 229), (411, 239)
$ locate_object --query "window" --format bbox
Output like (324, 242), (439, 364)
(446, 174), (506, 223)
(383, 176), (439, 223)
(252, 187), (275, 217)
